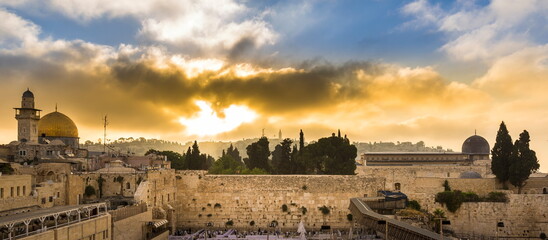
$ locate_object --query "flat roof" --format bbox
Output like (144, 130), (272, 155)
(0, 203), (106, 226)
(363, 152), (464, 155)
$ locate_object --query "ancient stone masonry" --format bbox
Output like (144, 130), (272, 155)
(443, 194), (548, 239)
(175, 171), (385, 230)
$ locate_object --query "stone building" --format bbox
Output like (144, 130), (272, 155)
(361, 134), (491, 166)
(0, 89), (88, 163)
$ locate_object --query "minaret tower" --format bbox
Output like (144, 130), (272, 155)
(14, 89), (41, 142)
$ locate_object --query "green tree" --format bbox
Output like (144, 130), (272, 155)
(244, 137), (271, 172)
(226, 144), (242, 162)
(508, 130), (539, 194)
(272, 139), (293, 174)
(491, 121), (513, 189)
(209, 155), (245, 174)
(300, 134), (357, 175)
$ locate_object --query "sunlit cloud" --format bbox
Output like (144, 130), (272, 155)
(178, 100), (258, 136)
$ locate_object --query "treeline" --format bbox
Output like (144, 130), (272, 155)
(208, 130), (357, 175)
(146, 141), (215, 170)
(491, 121), (540, 193)
(151, 130), (357, 175)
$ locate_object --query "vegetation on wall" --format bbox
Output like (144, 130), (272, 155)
(436, 190), (508, 213)
(0, 164), (14, 175)
(225, 220), (234, 226)
(318, 205), (330, 215)
(281, 204), (288, 212)
(407, 200), (421, 211)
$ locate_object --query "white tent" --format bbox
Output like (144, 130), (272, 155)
(297, 221), (306, 240)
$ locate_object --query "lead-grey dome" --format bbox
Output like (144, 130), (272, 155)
(459, 171), (482, 179)
(462, 135), (490, 154)
(23, 89), (34, 98)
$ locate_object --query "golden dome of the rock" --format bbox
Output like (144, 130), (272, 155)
(38, 111), (78, 138)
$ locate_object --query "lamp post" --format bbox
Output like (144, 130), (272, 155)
(377, 220), (388, 240)
(436, 219), (450, 240)
(496, 222), (504, 240)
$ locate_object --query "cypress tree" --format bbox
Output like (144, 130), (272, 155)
(509, 130), (540, 193)
(299, 129), (305, 152)
(491, 121), (513, 189)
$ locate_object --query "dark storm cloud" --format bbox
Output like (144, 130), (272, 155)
(108, 59), (388, 114)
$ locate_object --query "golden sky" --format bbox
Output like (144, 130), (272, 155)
(0, 0), (547, 171)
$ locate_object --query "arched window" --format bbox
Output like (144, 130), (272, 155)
(394, 183), (401, 191)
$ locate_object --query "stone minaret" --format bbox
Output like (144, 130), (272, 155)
(14, 89), (41, 142)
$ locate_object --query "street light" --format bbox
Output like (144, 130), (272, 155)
(377, 220), (388, 240)
(438, 219), (450, 240)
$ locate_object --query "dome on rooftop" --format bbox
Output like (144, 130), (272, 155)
(459, 171), (482, 179)
(38, 111), (78, 138)
(462, 135), (490, 155)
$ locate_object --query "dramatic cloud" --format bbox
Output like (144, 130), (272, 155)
(402, 0), (548, 62)
(0, 0), (277, 56)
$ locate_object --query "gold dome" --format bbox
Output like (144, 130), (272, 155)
(38, 111), (79, 138)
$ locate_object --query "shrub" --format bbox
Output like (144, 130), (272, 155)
(207, 214), (212, 217)
(318, 205), (330, 215)
(282, 204), (288, 212)
(347, 214), (353, 221)
(435, 191), (463, 213)
(249, 220), (255, 226)
(486, 192), (508, 202)
(214, 203), (222, 208)
(301, 207), (307, 215)
(84, 185), (96, 197)
(443, 180), (451, 192)
(0, 164), (14, 175)
(407, 200), (421, 211)
(207, 203), (211, 207)
(462, 192), (480, 202)
(226, 220), (234, 226)
(198, 214), (202, 217)
(202, 207), (206, 211)
(302, 185), (308, 190)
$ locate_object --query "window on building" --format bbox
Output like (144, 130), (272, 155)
(57, 192), (60, 198)
(10, 187), (13, 197)
(17, 186), (20, 196)
(41, 198), (46, 204)
(46, 150), (53, 156)
(543, 188), (547, 194)
(49, 196), (53, 202)
(126, 182), (130, 189)
(23, 186), (26, 196)
(0, 188), (3, 199)
(19, 150), (26, 156)
(394, 183), (401, 191)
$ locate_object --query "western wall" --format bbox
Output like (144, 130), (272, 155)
(174, 171), (385, 230)
(445, 194), (548, 238)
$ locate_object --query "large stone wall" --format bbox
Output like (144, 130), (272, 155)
(444, 194), (548, 239)
(175, 171), (385, 231)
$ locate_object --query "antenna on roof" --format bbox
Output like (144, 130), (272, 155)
(475, 129), (477, 135)
(103, 115), (109, 154)
(55, 103), (58, 112)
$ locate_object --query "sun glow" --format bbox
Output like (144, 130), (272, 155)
(178, 100), (258, 136)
